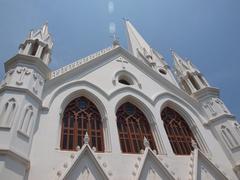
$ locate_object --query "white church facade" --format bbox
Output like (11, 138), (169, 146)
(0, 21), (240, 180)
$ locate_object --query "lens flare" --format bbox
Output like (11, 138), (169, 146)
(109, 22), (116, 34)
(108, 1), (114, 14)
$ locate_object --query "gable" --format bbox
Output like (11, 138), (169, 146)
(136, 148), (175, 180)
(192, 149), (228, 180)
(43, 46), (202, 110)
(60, 145), (108, 180)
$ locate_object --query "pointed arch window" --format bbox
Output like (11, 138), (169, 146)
(18, 105), (34, 136)
(60, 97), (104, 152)
(221, 125), (239, 149)
(0, 98), (17, 128)
(30, 41), (38, 56)
(161, 107), (197, 155)
(116, 102), (157, 153)
(187, 73), (200, 90)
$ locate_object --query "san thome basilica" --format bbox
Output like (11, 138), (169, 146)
(0, 20), (240, 180)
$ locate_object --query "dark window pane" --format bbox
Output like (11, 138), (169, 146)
(161, 107), (197, 155)
(116, 102), (157, 154)
(60, 97), (104, 152)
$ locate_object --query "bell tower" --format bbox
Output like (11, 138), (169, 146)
(172, 50), (240, 177)
(172, 50), (209, 94)
(19, 23), (53, 65)
(0, 23), (52, 180)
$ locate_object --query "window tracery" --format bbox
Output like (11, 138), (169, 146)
(0, 98), (16, 128)
(60, 97), (104, 152)
(161, 107), (197, 155)
(116, 102), (157, 153)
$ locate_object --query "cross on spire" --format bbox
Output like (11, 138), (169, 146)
(111, 33), (120, 47)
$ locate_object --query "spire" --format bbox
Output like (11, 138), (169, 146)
(42, 22), (49, 36)
(19, 23), (53, 66)
(28, 22), (53, 49)
(171, 50), (209, 94)
(124, 20), (167, 68)
(124, 20), (151, 56)
(171, 49), (188, 76)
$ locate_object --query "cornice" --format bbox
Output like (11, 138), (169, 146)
(0, 148), (30, 168)
(204, 114), (236, 126)
(4, 54), (51, 79)
(45, 45), (205, 117)
(0, 86), (42, 106)
(192, 87), (220, 101)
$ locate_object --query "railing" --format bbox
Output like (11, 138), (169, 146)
(51, 46), (115, 79)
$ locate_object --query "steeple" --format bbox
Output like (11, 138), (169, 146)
(124, 20), (178, 85)
(172, 50), (209, 94)
(124, 20), (167, 68)
(19, 23), (53, 65)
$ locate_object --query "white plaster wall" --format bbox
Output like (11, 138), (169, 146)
(0, 155), (27, 180)
(28, 53), (238, 179)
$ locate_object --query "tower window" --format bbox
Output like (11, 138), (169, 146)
(116, 102), (157, 153)
(40, 46), (47, 60)
(60, 97), (104, 152)
(161, 107), (197, 155)
(30, 41), (39, 56)
(188, 73), (200, 90)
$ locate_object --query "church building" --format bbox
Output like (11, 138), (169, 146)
(0, 21), (240, 180)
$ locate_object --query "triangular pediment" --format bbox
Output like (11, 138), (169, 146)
(192, 149), (228, 180)
(60, 145), (108, 180)
(43, 45), (203, 114)
(136, 148), (175, 180)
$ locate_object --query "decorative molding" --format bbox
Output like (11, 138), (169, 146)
(0, 86), (42, 106)
(0, 149), (30, 168)
(16, 67), (31, 85)
(135, 147), (175, 180)
(32, 72), (44, 94)
(4, 54), (51, 79)
(58, 144), (109, 180)
(51, 46), (116, 79)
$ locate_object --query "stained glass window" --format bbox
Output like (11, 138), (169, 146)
(117, 102), (157, 153)
(60, 97), (104, 151)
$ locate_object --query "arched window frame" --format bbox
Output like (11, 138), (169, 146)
(18, 105), (34, 137)
(221, 125), (239, 150)
(0, 98), (17, 128)
(187, 72), (200, 91)
(112, 70), (142, 88)
(60, 96), (105, 152)
(30, 40), (39, 56)
(116, 102), (157, 154)
(161, 107), (197, 155)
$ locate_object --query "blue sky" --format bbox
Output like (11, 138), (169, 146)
(0, 0), (239, 119)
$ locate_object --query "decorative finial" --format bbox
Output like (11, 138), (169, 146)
(111, 33), (120, 47)
(143, 136), (150, 148)
(122, 17), (129, 22)
(191, 139), (198, 149)
(76, 145), (80, 151)
(84, 132), (89, 144)
(42, 22), (49, 35)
